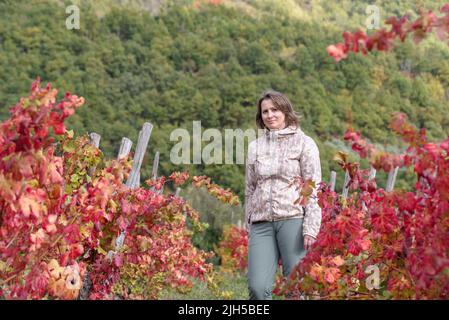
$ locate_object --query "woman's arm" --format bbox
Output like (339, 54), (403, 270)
(300, 136), (322, 240)
(245, 143), (257, 232)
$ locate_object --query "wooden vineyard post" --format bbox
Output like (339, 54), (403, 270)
(342, 170), (350, 199)
(88, 132), (101, 177)
(329, 171), (337, 192)
(125, 123), (153, 189)
(386, 167), (399, 192)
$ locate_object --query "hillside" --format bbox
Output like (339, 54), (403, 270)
(53, 0), (449, 26)
(1, 0), (449, 199)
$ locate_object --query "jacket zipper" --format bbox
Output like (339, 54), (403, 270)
(268, 132), (275, 222)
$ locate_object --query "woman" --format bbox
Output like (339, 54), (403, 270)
(245, 90), (322, 300)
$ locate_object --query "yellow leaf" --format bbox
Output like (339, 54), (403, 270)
(28, 179), (39, 188)
(97, 246), (107, 255)
(331, 255), (345, 267)
(0, 260), (8, 272)
(333, 151), (348, 166)
(67, 130), (74, 139)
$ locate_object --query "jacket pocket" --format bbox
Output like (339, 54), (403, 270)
(255, 155), (277, 177)
(282, 154), (301, 178)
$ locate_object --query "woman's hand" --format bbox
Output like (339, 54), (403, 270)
(303, 235), (316, 250)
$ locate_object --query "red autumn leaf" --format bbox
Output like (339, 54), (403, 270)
(327, 4), (449, 61)
(326, 43), (348, 62)
(169, 171), (189, 186)
(19, 195), (42, 218)
(324, 267), (341, 284)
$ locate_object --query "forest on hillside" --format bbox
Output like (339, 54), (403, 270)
(1, 0), (449, 200)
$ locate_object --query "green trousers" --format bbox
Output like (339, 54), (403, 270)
(247, 218), (307, 300)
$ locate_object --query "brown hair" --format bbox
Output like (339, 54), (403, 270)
(256, 90), (300, 129)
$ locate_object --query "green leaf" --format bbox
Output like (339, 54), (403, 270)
(382, 290), (392, 299)
(65, 184), (73, 195)
(67, 129), (74, 139)
(70, 173), (79, 183)
(63, 141), (76, 153)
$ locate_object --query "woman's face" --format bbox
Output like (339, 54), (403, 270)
(261, 99), (286, 130)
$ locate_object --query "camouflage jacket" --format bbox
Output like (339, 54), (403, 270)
(245, 125), (322, 238)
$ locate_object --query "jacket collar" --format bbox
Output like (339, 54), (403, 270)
(264, 125), (299, 138)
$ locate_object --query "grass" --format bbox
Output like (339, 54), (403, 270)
(160, 270), (249, 300)
(159, 268), (286, 300)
